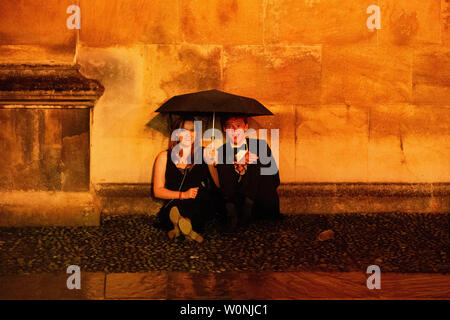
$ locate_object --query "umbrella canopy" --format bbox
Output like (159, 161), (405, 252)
(155, 89), (273, 116)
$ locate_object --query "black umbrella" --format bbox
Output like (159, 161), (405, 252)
(155, 89), (273, 116)
(155, 89), (273, 147)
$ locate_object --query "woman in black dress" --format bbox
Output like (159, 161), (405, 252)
(153, 116), (220, 243)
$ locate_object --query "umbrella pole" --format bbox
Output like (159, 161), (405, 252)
(212, 112), (215, 148)
(211, 112), (216, 164)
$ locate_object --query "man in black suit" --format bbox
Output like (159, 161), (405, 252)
(214, 115), (281, 232)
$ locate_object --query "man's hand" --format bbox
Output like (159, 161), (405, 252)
(247, 151), (259, 164)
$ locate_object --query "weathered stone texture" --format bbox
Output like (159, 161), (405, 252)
(0, 64), (104, 103)
(79, 0), (180, 46)
(264, 0), (376, 45)
(0, 273), (105, 300)
(2, 272), (449, 300)
(0, 108), (90, 191)
(181, 0), (263, 45)
(0, 191), (100, 226)
(379, 0), (441, 45)
(77, 44), (221, 184)
(77, 46), (156, 183)
(321, 45), (413, 105)
(0, 45), (74, 64)
(77, 47), (145, 107)
(143, 45), (222, 106)
(106, 272), (168, 299)
(0, 0), (76, 62)
(295, 105), (369, 182)
(97, 182), (450, 215)
(223, 46), (321, 105)
(368, 104), (450, 182)
(444, 0), (450, 45)
(413, 47), (450, 104)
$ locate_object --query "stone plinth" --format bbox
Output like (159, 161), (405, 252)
(0, 64), (104, 226)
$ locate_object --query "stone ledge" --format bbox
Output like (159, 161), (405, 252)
(95, 183), (152, 198)
(0, 191), (101, 227)
(0, 64), (104, 106)
(95, 182), (450, 215)
(278, 183), (449, 197)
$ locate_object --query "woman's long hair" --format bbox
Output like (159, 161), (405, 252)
(168, 115), (200, 165)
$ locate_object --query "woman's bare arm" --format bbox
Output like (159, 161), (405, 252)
(153, 151), (190, 199)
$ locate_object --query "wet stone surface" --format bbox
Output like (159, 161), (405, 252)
(0, 213), (448, 275)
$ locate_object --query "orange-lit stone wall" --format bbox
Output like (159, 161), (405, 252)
(1, 0), (449, 186)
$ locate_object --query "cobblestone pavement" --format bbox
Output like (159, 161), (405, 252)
(0, 213), (448, 275)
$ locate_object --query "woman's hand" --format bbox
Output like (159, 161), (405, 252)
(182, 187), (199, 199)
(203, 144), (218, 165)
(236, 151), (259, 164)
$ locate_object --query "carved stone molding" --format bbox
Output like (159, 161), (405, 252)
(0, 64), (104, 107)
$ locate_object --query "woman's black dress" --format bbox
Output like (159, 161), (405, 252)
(156, 150), (217, 233)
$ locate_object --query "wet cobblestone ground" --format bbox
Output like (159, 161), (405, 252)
(0, 213), (448, 275)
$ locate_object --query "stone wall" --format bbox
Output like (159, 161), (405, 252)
(74, 0), (449, 185)
(0, 108), (90, 192)
(0, 1), (449, 221)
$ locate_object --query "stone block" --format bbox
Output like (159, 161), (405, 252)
(369, 196), (433, 213)
(77, 46), (146, 107)
(0, 108), (90, 192)
(223, 46), (321, 105)
(167, 273), (225, 299)
(0, 273), (105, 300)
(0, 191), (100, 227)
(321, 45), (413, 105)
(79, 0), (180, 46)
(105, 272), (168, 299)
(0, 0), (76, 59)
(368, 104), (450, 182)
(94, 183), (162, 215)
(443, 0), (450, 45)
(90, 137), (166, 185)
(264, 0), (376, 45)
(379, 0), (441, 45)
(295, 105), (369, 182)
(181, 0), (263, 45)
(143, 44), (222, 107)
(40, 109), (63, 191)
(413, 46), (450, 104)
(62, 132), (90, 191)
(0, 45), (74, 64)
(0, 109), (41, 190)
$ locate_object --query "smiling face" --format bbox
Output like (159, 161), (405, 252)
(178, 120), (195, 147)
(223, 117), (248, 145)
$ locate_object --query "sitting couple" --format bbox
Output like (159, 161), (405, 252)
(153, 114), (281, 243)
